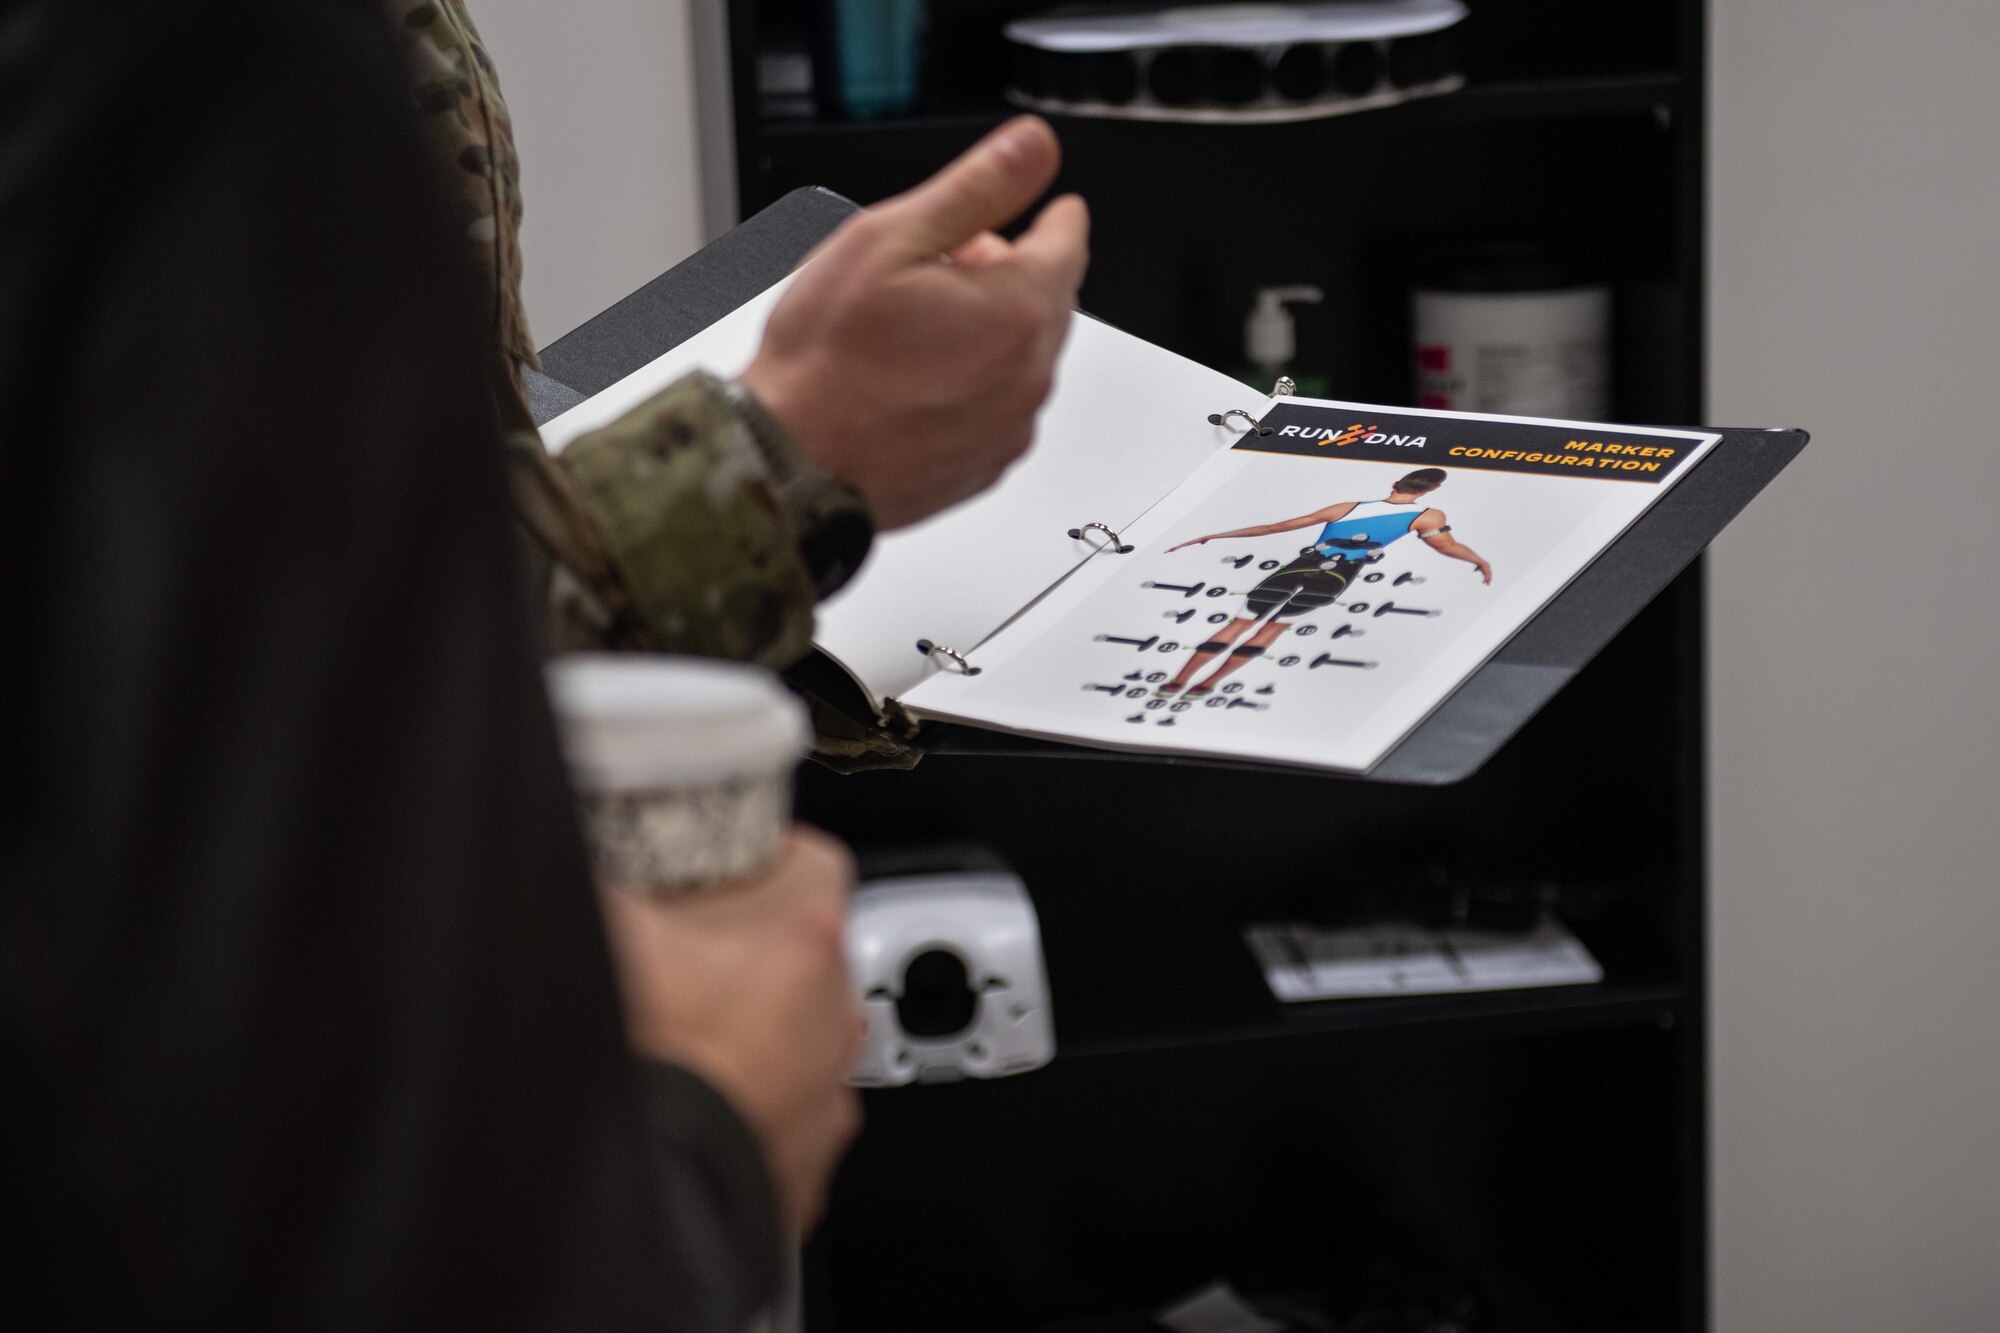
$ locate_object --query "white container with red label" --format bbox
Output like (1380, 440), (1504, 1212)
(1414, 242), (1610, 419)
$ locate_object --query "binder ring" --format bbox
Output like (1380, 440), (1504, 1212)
(1208, 409), (1273, 437)
(1067, 522), (1134, 554)
(915, 639), (982, 676)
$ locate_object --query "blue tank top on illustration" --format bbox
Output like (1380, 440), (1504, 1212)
(1312, 500), (1425, 559)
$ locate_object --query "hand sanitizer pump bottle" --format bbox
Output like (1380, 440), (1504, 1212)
(1241, 286), (1328, 397)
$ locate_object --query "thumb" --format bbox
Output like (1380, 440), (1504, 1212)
(867, 117), (1061, 265)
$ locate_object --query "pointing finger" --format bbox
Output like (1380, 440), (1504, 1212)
(866, 116), (1061, 266)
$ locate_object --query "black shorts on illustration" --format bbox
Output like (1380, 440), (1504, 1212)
(1244, 552), (1362, 618)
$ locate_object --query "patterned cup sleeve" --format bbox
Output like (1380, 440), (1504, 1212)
(575, 771), (790, 898)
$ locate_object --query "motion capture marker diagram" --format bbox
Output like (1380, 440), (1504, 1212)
(1259, 559), (1281, 571)
(1144, 580), (1206, 599)
(1145, 698), (1166, 710)
(1205, 586), (1230, 597)
(1394, 571), (1426, 587)
(1329, 623), (1364, 640)
(1146, 672), (1168, 683)
(1277, 655), (1301, 667)
(1363, 572), (1385, 583)
(1311, 653), (1378, 670)
(1295, 624), (1319, 637)
(1170, 701), (1193, 713)
(1221, 682), (1245, 694)
(1096, 633), (1160, 652)
(1374, 601), (1441, 619)
(1158, 641), (1181, 652)
(1347, 602), (1370, 614)
(1223, 554), (1254, 569)
(1164, 608), (1196, 624)
(1208, 613), (1229, 624)
(1126, 687), (1147, 698)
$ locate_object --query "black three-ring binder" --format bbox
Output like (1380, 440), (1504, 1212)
(530, 186), (1807, 786)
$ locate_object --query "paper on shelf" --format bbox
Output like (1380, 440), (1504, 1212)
(1244, 919), (1603, 1001)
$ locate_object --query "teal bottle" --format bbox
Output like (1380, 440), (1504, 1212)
(837, 0), (924, 119)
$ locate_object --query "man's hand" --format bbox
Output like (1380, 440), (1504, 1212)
(740, 116), (1090, 530)
(596, 828), (866, 1236)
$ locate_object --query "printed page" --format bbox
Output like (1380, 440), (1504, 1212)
(903, 400), (1720, 772)
(539, 277), (1265, 706)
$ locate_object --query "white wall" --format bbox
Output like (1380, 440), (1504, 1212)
(470, 0), (710, 343)
(1709, 2), (2000, 1328)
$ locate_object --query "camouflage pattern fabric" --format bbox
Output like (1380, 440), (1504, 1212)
(556, 373), (819, 668)
(386, 0), (539, 429)
(386, 2), (917, 763)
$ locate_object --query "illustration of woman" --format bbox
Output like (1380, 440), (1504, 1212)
(1159, 467), (1492, 697)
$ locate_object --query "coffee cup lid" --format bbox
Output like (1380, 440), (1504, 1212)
(545, 654), (811, 790)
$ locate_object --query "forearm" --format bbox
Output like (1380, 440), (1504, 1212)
(1429, 538), (1491, 572)
(1442, 542), (1485, 566)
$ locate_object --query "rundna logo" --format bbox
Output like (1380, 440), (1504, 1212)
(1279, 422), (1430, 448)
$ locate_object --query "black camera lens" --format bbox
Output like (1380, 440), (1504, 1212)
(1335, 39), (1384, 95)
(1272, 43), (1326, 101)
(1147, 46), (1202, 106)
(1210, 46), (1267, 105)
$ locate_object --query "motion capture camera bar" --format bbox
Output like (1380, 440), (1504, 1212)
(1005, 1), (1466, 124)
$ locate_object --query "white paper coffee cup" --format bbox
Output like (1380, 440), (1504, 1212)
(546, 655), (811, 897)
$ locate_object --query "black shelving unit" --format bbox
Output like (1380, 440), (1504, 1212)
(719, 3), (1717, 1329)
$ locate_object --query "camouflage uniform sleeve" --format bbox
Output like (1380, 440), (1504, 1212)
(387, 0), (539, 430)
(540, 373), (825, 669)
(385, 1), (858, 672)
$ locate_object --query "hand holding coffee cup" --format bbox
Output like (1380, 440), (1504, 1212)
(545, 654), (810, 896)
(548, 655), (863, 1234)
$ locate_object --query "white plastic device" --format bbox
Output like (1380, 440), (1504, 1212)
(1005, 2), (1468, 53)
(847, 872), (1056, 1087)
